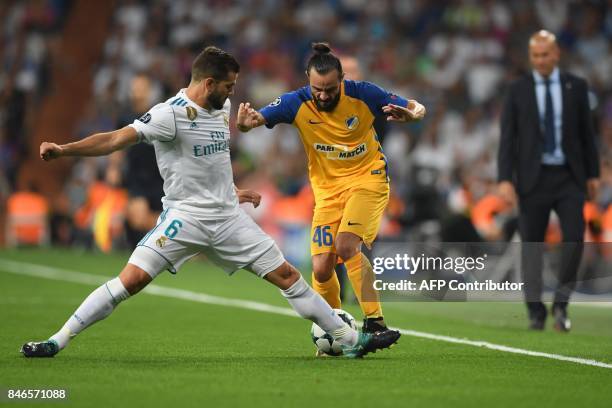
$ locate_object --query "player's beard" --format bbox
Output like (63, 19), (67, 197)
(208, 90), (226, 110)
(313, 92), (340, 112)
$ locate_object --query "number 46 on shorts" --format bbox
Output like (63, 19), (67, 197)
(312, 225), (333, 247)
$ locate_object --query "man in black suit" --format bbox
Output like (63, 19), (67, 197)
(498, 30), (599, 332)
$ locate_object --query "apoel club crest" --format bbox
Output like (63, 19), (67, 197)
(345, 115), (359, 130)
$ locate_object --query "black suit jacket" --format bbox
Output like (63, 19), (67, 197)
(498, 72), (599, 195)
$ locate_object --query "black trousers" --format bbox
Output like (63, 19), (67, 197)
(518, 165), (585, 315)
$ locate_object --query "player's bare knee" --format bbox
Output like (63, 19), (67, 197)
(312, 265), (333, 283)
(265, 262), (300, 290)
(312, 253), (336, 282)
(119, 264), (152, 295)
(335, 232), (362, 261)
(335, 242), (359, 262)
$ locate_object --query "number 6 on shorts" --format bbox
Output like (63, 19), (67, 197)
(164, 219), (183, 238)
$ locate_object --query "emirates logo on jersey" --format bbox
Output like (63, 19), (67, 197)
(186, 106), (197, 121)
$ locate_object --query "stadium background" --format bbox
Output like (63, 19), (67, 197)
(1, 2), (611, 406)
(1, 0), (611, 266)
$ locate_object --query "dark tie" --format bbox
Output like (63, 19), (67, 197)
(543, 78), (556, 154)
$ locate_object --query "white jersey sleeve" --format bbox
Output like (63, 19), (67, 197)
(129, 103), (176, 144)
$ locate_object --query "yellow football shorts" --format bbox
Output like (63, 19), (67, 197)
(310, 182), (390, 257)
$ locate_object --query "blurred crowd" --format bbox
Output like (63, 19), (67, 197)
(0, 0), (68, 199)
(2, 0), (612, 264)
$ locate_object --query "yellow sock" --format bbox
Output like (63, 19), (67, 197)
(345, 253), (383, 318)
(311, 272), (341, 309)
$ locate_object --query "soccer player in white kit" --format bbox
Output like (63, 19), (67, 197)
(21, 46), (400, 359)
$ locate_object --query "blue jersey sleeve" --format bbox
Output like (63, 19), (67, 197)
(259, 90), (305, 128)
(344, 80), (409, 118)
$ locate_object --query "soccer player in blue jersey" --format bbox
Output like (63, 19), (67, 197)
(237, 43), (425, 343)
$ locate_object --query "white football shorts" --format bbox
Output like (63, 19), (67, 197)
(128, 207), (285, 279)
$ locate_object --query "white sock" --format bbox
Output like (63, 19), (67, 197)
(281, 276), (358, 347)
(49, 277), (130, 350)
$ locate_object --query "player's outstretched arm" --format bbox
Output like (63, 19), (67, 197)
(236, 102), (266, 132)
(40, 126), (140, 161)
(382, 100), (426, 122)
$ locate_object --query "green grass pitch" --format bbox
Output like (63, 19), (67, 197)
(1, 249), (611, 407)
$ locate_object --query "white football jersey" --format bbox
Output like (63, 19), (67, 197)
(129, 89), (238, 219)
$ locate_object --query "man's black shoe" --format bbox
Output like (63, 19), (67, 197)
(527, 302), (547, 330)
(363, 317), (389, 334)
(552, 306), (571, 332)
(529, 317), (546, 330)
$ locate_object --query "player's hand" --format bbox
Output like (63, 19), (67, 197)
(237, 102), (259, 132)
(40, 142), (64, 161)
(383, 100), (426, 122)
(498, 181), (517, 207)
(236, 188), (261, 208)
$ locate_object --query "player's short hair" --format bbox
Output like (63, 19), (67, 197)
(307, 42), (343, 76)
(191, 46), (240, 82)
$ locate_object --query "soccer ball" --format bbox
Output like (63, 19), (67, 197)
(310, 309), (357, 356)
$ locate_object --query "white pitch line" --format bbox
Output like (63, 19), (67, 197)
(394, 328), (612, 369)
(1, 258), (611, 370)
